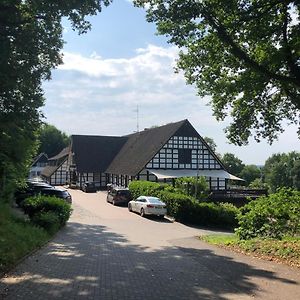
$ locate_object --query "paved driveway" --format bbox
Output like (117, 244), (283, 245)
(0, 190), (299, 300)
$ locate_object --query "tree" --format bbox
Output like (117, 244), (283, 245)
(135, 0), (300, 145)
(37, 124), (70, 157)
(249, 178), (270, 190)
(239, 165), (261, 185)
(203, 136), (217, 152)
(0, 1), (111, 200)
(175, 176), (209, 200)
(264, 151), (300, 192)
(221, 153), (245, 176)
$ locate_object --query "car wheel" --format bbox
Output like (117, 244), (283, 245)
(112, 200), (116, 206)
(140, 208), (145, 217)
(128, 204), (132, 212)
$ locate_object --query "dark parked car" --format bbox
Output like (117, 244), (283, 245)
(82, 181), (97, 193)
(106, 187), (132, 206)
(15, 180), (53, 206)
(40, 188), (72, 204)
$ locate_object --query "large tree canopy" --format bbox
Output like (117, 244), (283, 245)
(221, 152), (245, 175)
(0, 0), (111, 199)
(264, 151), (300, 192)
(135, 0), (300, 145)
(203, 136), (217, 152)
(37, 124), (70, 157)
(239, 164), (261, 185)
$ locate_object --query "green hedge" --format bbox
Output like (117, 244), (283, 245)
(159, 191), (194, 221)
(22, 195), (72, 231)
(32, 212), (61, 234)
(129, 181), (238, 229)
(175, 176), (210, 200)
(128, 181), (170, 199)
(236, 188), (300, 240)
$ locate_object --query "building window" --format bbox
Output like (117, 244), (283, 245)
(178, 149), (192, 164)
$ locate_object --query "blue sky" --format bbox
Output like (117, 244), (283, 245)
(42, 0), (300, 165)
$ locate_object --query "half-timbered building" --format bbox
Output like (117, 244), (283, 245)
(69, 135), (127, 189)
(29, 153), (48, 179)
(69, 119), (242, 190)
(41, 147), (69, 185)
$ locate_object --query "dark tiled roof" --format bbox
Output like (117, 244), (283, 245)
(70, 119), (226, 176)
(72, 135), (127, 173)
(31, 153), (48, 167)
(106, 120), (187, 176)
(48, 147), (70, 161)
(41, 165), (60, 178)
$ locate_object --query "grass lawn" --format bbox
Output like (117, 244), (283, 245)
(200, 234), (300, 268)
(0, 204), (50, 275)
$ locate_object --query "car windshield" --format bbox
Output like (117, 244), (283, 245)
(117, 190), (130, 196)
(147, 197), (162, 204)
(54, 189), (68, 195)
(41, 189), (54, 194)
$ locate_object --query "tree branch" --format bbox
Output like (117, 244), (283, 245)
(232, 0), (283, 27)
(281, 4), (300, 82)
(201, 6), (300, 88)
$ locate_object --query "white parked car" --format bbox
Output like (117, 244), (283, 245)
(128, 196), (167, 218)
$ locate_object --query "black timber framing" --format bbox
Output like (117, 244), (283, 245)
(71, 120), (233, 191)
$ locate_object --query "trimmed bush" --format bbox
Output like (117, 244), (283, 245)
(159, 191), (194, 221)
(129, 181), (165, 199)
(185, 201), (238, 228)
(236, 188), (300, 240)
(129, 180), (238, 229)
(22, 195), (72, 228)
(32, 212), (60, 234)
(218, 203), (239, 227)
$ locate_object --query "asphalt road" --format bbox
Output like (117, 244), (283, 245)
(0, 190), (299, 300)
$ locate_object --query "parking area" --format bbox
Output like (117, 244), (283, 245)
(1, 189), (299, 300)
(71, 190), (215, 250)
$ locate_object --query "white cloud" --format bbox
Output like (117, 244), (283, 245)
(49, 44), (190, 110)
(43, 44), (300, 165)
(59, 44), (180, 81)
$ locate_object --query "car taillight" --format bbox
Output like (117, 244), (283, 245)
(147, 204), (154, 208)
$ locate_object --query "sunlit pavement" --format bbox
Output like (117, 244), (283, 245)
(0, 190), (299, 300)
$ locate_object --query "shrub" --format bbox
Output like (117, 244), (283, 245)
(175, 176), (210, 200)
(159, 191), (194, 221)
(249, 178), (270, 191)
(216, 203), (239, 228)
(236, 188), (300, 240)
(22, 195), (72, 227)
(0, 204), (49, 274)
(129, 181), (165, 199)
(129, 180), (238, 229)
(190, 202), (239, 228)
(32, 211), (60, 234)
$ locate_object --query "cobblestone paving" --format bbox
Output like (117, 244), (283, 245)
(0, 191), (299, 300)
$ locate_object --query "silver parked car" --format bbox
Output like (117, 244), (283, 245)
(128, 196), (167, 218)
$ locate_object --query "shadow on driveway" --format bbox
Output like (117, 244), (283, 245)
(0, 222), (297, 300)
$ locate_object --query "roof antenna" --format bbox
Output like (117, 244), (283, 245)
(135, 104), (139, 132)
